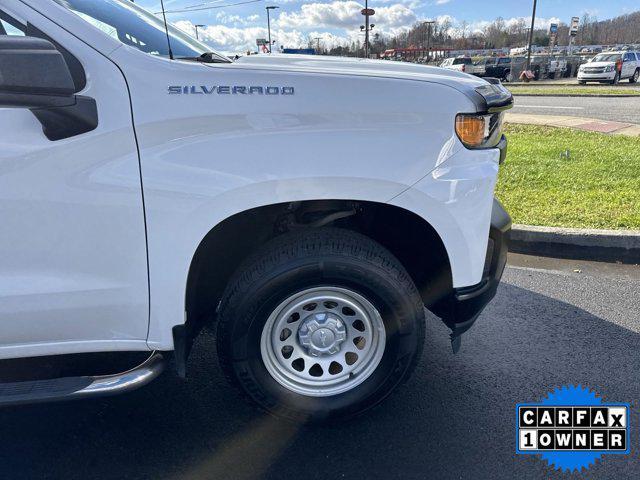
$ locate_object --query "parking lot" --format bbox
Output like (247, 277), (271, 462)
(1, 254), (638, 480)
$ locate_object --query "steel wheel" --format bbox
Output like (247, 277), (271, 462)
(260, 286), (386, 397)
(217, 227), (425, 419)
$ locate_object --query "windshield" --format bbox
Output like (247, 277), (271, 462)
(592, 53), (622, 62)
(52, 0), (228, 62)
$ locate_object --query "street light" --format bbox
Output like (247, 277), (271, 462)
(360, 23), (375, 58)
(194, 24), (205, 41)
(266, 6), (279, 54)
(525, 0), (537, 73)
(360, 0), (375, 58)
(423, 20), (435, 62)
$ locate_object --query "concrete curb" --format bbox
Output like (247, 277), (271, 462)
(511, 93), (640, 98)
(510, 224), (640, 264)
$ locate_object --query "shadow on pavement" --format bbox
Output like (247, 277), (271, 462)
(0, 283), (638, 480)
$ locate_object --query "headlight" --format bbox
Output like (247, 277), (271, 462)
(455, 113), (503, 149)
(604, 65), (614, 72)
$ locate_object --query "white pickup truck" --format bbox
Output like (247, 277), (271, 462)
(0, 0), (512, 420)
(440, 56), (478, 75)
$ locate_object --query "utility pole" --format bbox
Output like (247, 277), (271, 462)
(525, 0), (537, 72)
(266, 6), (279, 53)
(194, 24), (205, 41)
(314, 37), (321, 54)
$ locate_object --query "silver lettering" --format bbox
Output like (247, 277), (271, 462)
(168, 85), (294, 95)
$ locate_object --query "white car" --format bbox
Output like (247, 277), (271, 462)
(0, 0), (512, 420)
(577, 51), (640, 84)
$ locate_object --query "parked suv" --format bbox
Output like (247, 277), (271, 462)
(0, 0), (512, 420)
(577, 51), (640, 84)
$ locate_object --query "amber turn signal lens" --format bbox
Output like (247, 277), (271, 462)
(455, 114), (487, 147)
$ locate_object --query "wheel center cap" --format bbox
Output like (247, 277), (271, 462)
(311, 328), (335, 348)
(298, 312), (346, 356)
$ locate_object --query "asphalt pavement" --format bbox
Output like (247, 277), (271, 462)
(1, 254), (639, 480)
(512, 95), (640, 124)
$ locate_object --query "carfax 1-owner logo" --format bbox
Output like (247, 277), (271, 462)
(516, 385), (630, 472)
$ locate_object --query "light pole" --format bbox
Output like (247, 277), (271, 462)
(360, 23), (375, 58)
(314, 37), (321, 54)
(194, 24), (205, 41)
(266, 6), (279, 53)
(365, 0), (369, 58)
(423, 20), (435, 62)
(360, 0), (375, 58)
(525, 0), (537, 72)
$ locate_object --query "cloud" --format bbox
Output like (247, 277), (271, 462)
(175, 20), (354, 53)
(174, 1), (418, 54)
(435, 0), (451, 4)
(214, 11), (262, 26)
(275, 1), (416, 33)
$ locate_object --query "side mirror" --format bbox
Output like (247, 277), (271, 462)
(0, 36), (97, 140)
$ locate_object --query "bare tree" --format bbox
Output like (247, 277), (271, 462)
(324, 10), (640, 58)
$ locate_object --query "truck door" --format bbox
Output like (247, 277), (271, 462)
(0, 3), (149, 359)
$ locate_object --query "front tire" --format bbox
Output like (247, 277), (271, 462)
(216, 228), (425, 421)
(630, 69), (639, 84)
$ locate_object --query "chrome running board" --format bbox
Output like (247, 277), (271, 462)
(0, 352), (165, 407)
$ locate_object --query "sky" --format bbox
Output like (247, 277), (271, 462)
(135, 0), (637, 53)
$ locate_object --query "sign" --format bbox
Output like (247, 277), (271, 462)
(518, 406), (628, 451)
(256, 38), (268, 46)
(516, 385), (630, 472)
(569, 16), (579, 36)
(361, 8), (375, 16)
(549, 23), (558, 47)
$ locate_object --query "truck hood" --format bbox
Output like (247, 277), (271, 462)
(226, 54), (489, 92)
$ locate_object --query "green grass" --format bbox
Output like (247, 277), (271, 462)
(507, 86), (640, 96)
(496, 124), (640, 229)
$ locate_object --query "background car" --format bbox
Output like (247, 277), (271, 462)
(577, 51), (640, 84)
(439, 56), (473, 73)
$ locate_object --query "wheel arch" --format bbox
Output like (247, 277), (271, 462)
(178, 200), (452, 370)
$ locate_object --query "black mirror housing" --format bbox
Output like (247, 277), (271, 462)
(0, 36), (75, 107)
(0, 36), (97, 140)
